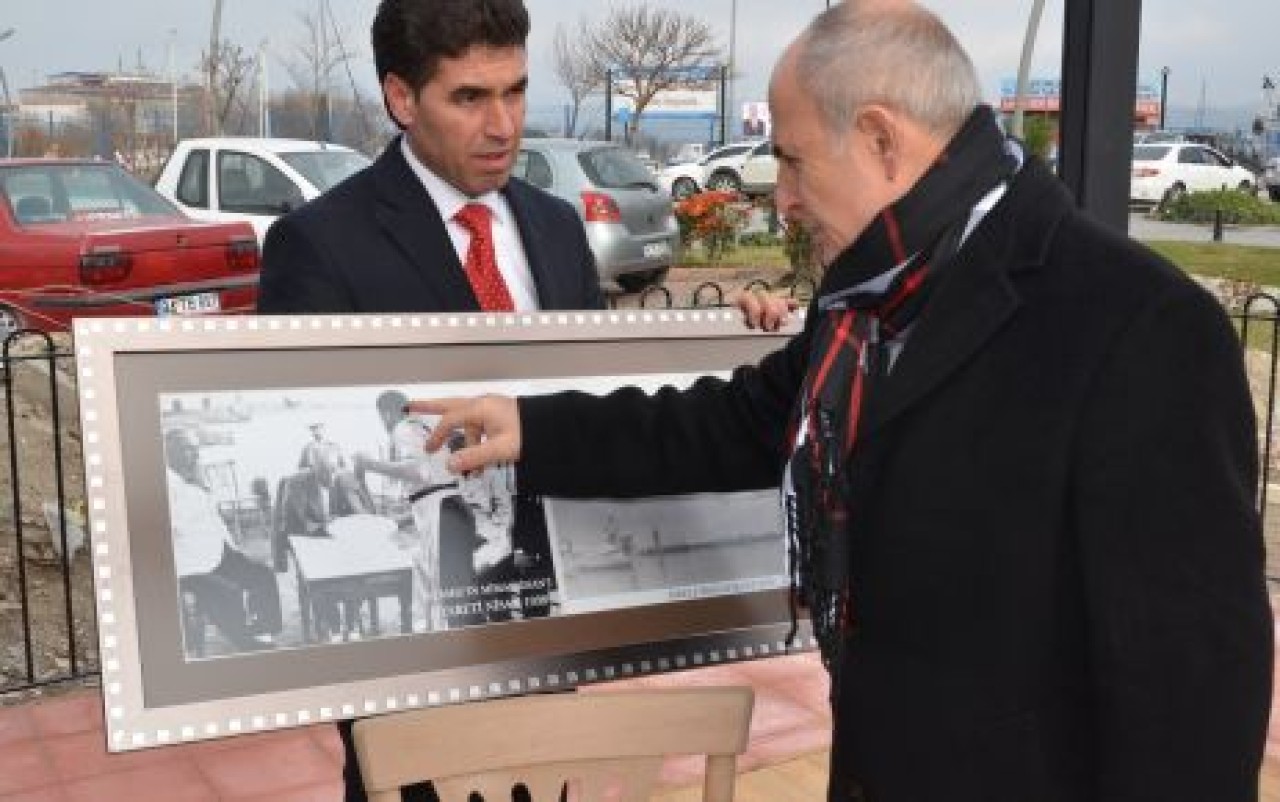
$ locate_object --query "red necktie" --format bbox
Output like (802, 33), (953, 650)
(454, 203), (515, 312)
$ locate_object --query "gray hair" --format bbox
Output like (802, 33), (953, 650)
(796, 1), (981, 139)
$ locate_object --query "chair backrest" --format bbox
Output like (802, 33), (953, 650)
(353, 686), (755, 802)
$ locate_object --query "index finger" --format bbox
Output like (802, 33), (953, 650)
(405, 398), (472, 452)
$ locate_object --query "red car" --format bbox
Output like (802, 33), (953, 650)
(0, 159), (260, 334)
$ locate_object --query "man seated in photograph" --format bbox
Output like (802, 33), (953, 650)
(165, 426), (282, 653)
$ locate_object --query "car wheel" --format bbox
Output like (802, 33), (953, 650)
(706, 170), (742, 193)
(671, 177), (699, 200)
(616, 268), (668, 294)
(1238, 180), (1254, 194)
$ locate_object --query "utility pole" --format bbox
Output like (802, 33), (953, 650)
(1159, 66), (1170, 131)
(206, 0), (224, 135)
(1011, 0), (1046, 139)
(168, 28), (179, 144)
(258, 39), (270, 138)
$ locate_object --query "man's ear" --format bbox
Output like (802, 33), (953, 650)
(383, 73), (415, 129)
(854, 105), (900, 181)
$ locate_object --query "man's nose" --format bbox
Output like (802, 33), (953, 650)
(486, 99), (518, 139)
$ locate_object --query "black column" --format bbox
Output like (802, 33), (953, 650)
(1058, 0), (1142, 233)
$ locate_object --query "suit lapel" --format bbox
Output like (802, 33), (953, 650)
(503, 181), (555, 308)
(859, 161), (1071, 440)
(371, 141), (480, 311)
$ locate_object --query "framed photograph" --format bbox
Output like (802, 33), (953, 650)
(73, 309), (812, 751)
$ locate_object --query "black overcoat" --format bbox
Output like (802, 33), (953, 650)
(518, 158), (1273, 801)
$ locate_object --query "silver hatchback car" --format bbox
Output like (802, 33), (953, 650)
(515, 139), (680, 292)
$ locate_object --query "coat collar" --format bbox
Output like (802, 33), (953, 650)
(859, 157), (1075, 439)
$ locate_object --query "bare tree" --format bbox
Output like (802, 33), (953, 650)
(283, 8), (353, 140)
(587, 4), (720, 143)
(203, 40), (257, 135)
(553, 21), (603, 137)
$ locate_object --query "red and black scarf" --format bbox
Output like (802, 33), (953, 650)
(786, 106), (1016, 669)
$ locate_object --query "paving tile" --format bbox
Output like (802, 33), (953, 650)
(0, 786), (72, 802)
(308, 723), (347, 767)
(26, 694), (102, 739)
(746, 686), (826, 741)
(194, 733), (335, 798)
(233, 779), (344, 802)
(61, 761), (215, 802)
(43, 731), (192, 783)
(740, 727), (834, 775)
(733, 653), (825, 687)
(190, 726), (327, 754)
(0, 705), (37, 747)
(0, 740), (56, 796)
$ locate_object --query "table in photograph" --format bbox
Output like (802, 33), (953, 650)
(289, 514), (414, 642)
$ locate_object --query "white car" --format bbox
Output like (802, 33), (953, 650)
(1130, 142), (1257, 205)
(154, 137), (371, 243)
(657, 142), (760, 199)
(739, 141), (778, 197)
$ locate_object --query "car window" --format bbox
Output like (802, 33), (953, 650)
(1132, 145), (1170, 161)
(1204, 149), (1231, 168)
(515, 150), (554, 190)
(278, 150), (371, 192)
(577, 148), (656, 189)
(176, 148), (210, 208)
(1177, 148), (1205, 165)
(0, 163), (178, 225)
(701, 144), (752, 164)
(750, 141), (773, 157)
(219, 151), (305, 214)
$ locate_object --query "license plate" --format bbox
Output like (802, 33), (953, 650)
(643, 241), (671, 259)
(155, 291), (221, 317)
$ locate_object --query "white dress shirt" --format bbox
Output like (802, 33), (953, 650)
(400, 139), (540, 312)
(167, 468), (231, 578)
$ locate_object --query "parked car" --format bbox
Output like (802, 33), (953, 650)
(154, 137), (371, 243)
(739, 141), (778, 197)
(1130, 142), (1257, 206)
(0, 159), (260, 334)
(1263, 156), (1280, 202)
(657, 142), (759, 199)
(515, 139), (680, 292)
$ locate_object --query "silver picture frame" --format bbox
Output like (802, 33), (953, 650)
(73, 309), (813, 752)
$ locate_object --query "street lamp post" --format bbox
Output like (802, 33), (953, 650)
(1159, 66), (1170, 131)
(0, 28), (16, 158)
(725, 0), (737, 142)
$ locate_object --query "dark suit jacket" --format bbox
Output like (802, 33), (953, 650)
(256, 138), (604, 314)
(516, 158), (1273, 801)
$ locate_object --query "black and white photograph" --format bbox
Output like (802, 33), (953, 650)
(158, 368), (790, 661)
(545, 490), (787, 615)
(159, 379), (554, 661)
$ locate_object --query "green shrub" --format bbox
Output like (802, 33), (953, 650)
(1156, 189), (1280, 225)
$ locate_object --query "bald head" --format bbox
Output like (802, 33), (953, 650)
(783, 0), (981, 140)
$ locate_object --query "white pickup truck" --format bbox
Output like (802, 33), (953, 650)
(154, 137), (371, 243)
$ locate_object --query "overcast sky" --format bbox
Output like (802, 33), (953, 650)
(1, 1), (1276, 130)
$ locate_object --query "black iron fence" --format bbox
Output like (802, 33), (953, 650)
(2, 283), (1277, 698)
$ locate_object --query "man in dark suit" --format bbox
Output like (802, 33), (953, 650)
(257, 2), (603, 800)
(256, 0), (603, 316)
(412, 3), (1273, 801)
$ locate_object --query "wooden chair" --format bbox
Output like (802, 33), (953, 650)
(353, 686), (755, 802)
